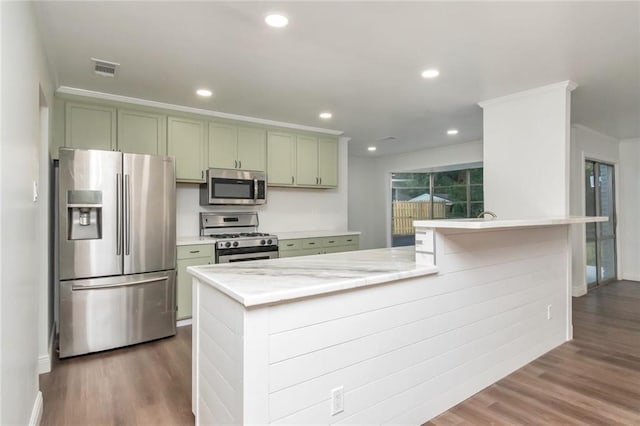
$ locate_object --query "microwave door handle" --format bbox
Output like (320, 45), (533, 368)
(253, 178), (258, 202)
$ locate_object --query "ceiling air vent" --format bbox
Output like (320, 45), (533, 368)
(91, 58), (119, 77)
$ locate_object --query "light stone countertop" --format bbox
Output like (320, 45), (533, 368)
(177, 230), (361, 246)
(414, 216), (608, 230)
(176, 236), (217, 246)
(187, 246), (438, 307)
(274, 230), (361, 240)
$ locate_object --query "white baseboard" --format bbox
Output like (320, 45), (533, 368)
(620, 275), (640, 282)
(37, 355), (51, 375)
(29, 391), (43, 426)
(38, 324), (56, 375)
(177, 318), (192, 327)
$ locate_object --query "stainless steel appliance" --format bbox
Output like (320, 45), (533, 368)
(199, 212), (278, 263)
(58, 148), (176, 358)
(199, 168), (267, 205)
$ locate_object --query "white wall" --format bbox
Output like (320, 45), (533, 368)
(177, 137), (349, 236)
(481, 81), (575, 219)
(619, 138), (640, 281)
(0, 2), (54, 424)
(569, 125), (620, 296)
(348, 141), (483, 249)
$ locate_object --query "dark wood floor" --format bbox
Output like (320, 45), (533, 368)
(40, 281), (640, 425)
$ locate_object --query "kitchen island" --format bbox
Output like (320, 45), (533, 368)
(188, 218), (601, 425)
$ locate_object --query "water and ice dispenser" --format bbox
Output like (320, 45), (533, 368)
(66, 190), (102, 240)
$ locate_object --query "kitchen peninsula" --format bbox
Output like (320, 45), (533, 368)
(188, 217), (604, 424)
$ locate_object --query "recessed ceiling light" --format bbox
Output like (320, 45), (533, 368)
(319, 112), (332, 119)
(421, 68), (440, 79)
(196, 89), (213, 97)
(265, 14), (288, 28)
(368, 146), (377, 152)
(447, 129), (459, 135)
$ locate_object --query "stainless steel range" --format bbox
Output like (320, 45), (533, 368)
(199, 212), (278, 263)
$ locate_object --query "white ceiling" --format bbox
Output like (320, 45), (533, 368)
(35, 1), (640, 157)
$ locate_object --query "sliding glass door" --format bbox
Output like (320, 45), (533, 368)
(585, 161), (617, 289)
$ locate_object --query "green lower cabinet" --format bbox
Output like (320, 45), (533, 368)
(176, 244), (213, 320)
(278, 235), (359, 258)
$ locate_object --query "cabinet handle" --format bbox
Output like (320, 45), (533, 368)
(234, 160), (238, 168)
(239, 160), (242, 168)
(189, 250), (200, 254)
(320, 177), (322, 184)
(346, 239), (353, 242)
(309, 242), (315, 245)
(328, 240), (335, 243)
(286, 243), (295, 247)
(201, 170), (204, 179)
(291, 176), (294, 184)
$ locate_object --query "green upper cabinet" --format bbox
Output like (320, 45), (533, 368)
(117, 109), (166, 155)
(296, 135), (319, 185)
(267, 131), (296, 186)
(237, 126), (266, 171)
(318, 137), (338, 187)
(209, 123), (266, 171)
(208, 122), (237, 169)
(65, 102), (116, 151)
(168, 116), (206, 182)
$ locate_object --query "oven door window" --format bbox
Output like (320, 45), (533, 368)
(211, 178), (254, 199)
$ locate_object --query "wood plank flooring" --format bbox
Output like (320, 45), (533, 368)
(40, 280), (640, 425)
(426, 280), (640, 425)
(39, 326), (194, 426)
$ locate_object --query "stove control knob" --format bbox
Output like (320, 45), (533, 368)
(260, 239), (266, 245)
(233, 241), (239, 247)
(225, 242), (231, 248)
(267, 239), (273, 245)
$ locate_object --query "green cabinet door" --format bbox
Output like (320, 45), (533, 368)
(318, 137), (338, 187)
(296, 135), (319, 186)
(117, 109), (166, 155)
(237, 126), (266, 171)
(65, 102), (116, 151)
(168, 116), (206, 182)
(176, 256), (211, 319)
(267, 131), (296, 185)
(208, 122), (237, 169)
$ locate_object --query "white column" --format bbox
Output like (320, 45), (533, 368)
(479, 81), (577, 219)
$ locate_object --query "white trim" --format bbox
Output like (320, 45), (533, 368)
(37, 325), (56, 374)
(37, 355), (50, 376)
(478, 80), (578, 108)
(56, 86), (344, 136)
(620, 274), (640, 282)
(177, 318), (193, 327)
(28, 391), (43, 426)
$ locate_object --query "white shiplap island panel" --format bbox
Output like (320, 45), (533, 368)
(189, 223), (576, 424)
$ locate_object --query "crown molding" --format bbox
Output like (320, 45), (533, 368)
(56, 86), (344, 136)
(478, 80), (578, 109)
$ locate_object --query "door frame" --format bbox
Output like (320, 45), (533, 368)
(581, 153), (620, 288)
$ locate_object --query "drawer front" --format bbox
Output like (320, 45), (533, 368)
(297, 248), (324, 257)
(301, 238), (323, 249)
(336, 235), (359, 247)
(322, 236), (340, 248)
(279, 239), (301, 251)
(177, 244), (213, 260)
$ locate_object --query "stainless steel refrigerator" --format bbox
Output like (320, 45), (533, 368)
(58, 148), (176, 358)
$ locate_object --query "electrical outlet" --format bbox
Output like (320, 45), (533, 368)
(547, 304), (552, 320)
(330, 386), (344, 416)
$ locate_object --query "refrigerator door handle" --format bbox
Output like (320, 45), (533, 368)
(116, 173), (122, 256)
(124, 174), (131, 256)
(71, 276), (169, 291)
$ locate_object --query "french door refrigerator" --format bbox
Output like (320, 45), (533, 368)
(58, 148), (176, 357)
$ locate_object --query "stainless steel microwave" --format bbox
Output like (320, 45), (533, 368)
(199, 168), (267, 205)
